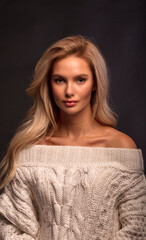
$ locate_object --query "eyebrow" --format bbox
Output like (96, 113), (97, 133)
(52, 74), (89, 79)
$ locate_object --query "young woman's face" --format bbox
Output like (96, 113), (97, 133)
(51, 55), (95, 116)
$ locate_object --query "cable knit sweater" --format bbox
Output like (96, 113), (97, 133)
(0, 145), (146, 240)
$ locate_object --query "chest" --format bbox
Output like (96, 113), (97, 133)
(29, 166), (122, 239)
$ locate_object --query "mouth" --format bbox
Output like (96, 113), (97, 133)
(63, 100), (79, 107)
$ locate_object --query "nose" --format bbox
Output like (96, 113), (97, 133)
(65, 82), (74, 98)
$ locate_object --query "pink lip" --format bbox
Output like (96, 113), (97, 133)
(63, 100), (78, 107)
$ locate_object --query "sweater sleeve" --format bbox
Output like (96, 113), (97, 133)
(0, 168), (40, 240)
(114, 172), (146, 240)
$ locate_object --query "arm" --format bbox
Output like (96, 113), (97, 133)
(114, 172), (146, 239)
(0, 215), (38, 240)
(0, 168), (40, 240)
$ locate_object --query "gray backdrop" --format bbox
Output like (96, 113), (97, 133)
(0, 0), (145, 173)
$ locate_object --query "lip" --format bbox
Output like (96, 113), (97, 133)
(63, 100), (79, 107)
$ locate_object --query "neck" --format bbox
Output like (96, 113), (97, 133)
(54, 106), (100, 138)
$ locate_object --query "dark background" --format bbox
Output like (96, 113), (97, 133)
(0, 0), (145, 173)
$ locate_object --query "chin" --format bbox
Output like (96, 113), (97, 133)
(59, 107), (79, 115)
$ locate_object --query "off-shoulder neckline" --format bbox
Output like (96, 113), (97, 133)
(35, 144), (140, 151)
(18, 144), (144, 171)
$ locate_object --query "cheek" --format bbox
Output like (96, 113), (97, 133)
(51, 85), (63, 99)
(78, 84), (93, 99)
(51, 86), (63, 108)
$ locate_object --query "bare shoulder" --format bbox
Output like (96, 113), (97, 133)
(108, 128), (137, 149)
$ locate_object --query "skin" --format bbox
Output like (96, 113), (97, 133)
(42, 55), (137, 148)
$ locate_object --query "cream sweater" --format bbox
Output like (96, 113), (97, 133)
(0, 145), (145, 240)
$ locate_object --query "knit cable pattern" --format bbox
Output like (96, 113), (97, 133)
(0, 145), (145, 240)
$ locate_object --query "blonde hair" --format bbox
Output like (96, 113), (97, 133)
(0, 35), (117, 189)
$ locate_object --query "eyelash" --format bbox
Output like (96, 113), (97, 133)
(54, 78), (64, 83)
(77, 78), (86, 83)
(54, 78), (86, 83)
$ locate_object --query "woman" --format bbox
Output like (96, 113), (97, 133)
(0, 35), (145, 239)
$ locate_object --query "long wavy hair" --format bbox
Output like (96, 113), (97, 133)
(0, 35), (117, 189)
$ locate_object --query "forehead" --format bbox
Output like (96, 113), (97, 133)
(52, 55), (92, 75)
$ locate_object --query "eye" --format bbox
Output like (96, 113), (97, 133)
(77, 78), (86, 83)
(54, 78), (64, 83)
